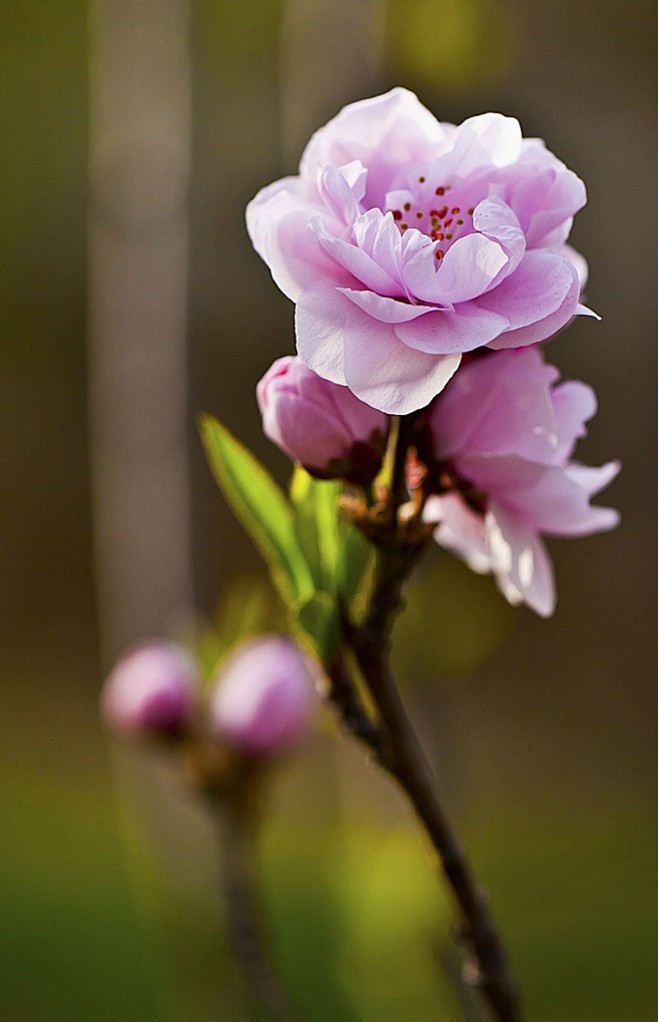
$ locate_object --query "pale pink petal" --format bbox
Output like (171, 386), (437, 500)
(486, 505), (556, 617)
(342, 308), (460, 413)
(460, 454), (619, 536)
(476, 250), (578, 330)
(430, 493), (492, 575)
(564, 460), (621, 497)
(431, 348), (560, 462)
(311, 217), (402, 296)
(561, 244), (589, 289)
(352, 209), (407, 286)
(394, 304), (510, 354)
(404, 232), (509, 305)
(246, 178), (345, 301)
(472, 196), (526, 278)
(338, 288), (435, 323)
(551, 380), (596, 461)
(503, 151), (586, 247)
(318, 162), (365, 224)
(444, 113), (523, 178)
(300, 88), (446, 209)
(295, 286), (349, 384)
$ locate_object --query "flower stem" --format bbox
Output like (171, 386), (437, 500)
(328, 413), (523, 1022)
(209, 780), (305, 1022)
(351, 588), (522, 1022)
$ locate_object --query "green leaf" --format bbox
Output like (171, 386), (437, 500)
(290, 466), (374, 617)
(290, 468), (342, 593)
(294, 590), (342, 666)
(199, 415), (313, 607)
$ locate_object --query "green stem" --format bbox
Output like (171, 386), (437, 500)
(209, 781), (305, 1022)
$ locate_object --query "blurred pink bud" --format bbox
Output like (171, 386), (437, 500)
(210, 635), (316, 757)
(101, 641), (199, 735)
(257, 355), (389, 484)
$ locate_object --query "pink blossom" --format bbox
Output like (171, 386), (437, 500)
(257, 355), (389, 483)
(210, 635), (316, 758)
(101, 641), (199, 734)
(423, 348), (620, 616)
(247, 88), (594, 414)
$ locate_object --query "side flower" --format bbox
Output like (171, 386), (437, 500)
(247, 87), (594, 414)
(421, 347), (620, 616)
(257, 355), (389, 484)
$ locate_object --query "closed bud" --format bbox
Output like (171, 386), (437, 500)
(257, 356), (389, 485)
(210, 635), (316, 758)
(101, 641), (198, 735)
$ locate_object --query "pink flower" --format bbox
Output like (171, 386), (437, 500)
(422, 348), (620, 617)
(257, 355), (389, 483)
(210, 635), (316, 758)
(101, 641), (199, 734)
(247, 88), (594, 414)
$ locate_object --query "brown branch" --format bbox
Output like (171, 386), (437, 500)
(328, 413), (524, 1022)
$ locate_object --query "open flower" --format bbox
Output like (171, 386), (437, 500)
(422, 348), (620, 616)
(257, 355), (389, 484)
(247, 88), (594, 414)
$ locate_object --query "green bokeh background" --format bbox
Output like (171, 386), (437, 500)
(1, 2), (656, 1020)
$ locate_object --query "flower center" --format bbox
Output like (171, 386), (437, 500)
(386, 177), (476, 260)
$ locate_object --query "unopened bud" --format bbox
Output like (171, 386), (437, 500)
(210, 635), (316, 757)
(257, 356), (389, 485)
(101, 641), (198, 735)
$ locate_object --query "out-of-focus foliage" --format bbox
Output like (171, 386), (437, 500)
(385, 0), (515, 90)
(395, 554), (516, 678)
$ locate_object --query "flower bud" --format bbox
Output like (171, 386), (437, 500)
(101, 641), (198, 735)
(209, 635), (316, 758)
(256, 356), (389, 484)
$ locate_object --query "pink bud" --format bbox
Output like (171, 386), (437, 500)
(101, 641), (199, 735)
(256, 356), (389, 484)
(209, 635), (316, 757)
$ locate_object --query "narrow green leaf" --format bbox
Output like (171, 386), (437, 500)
(294, 590), (342, 666)
(290, 468), (341, 593)
(199, 415), (313, 607)
(338, 524), (374, 614)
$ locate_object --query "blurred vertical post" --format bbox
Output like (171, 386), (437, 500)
(88, 0), (193, 662)
(279, 0), (386, 162)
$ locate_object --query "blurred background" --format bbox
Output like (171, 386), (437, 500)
(1, 1), (656, 1020)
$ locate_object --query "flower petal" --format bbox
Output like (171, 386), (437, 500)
(394, 304), (510, 354)
(342, 307), (460, 413)
(480, 251), (581, 348)
(246, 178), (345, 302)
(300, 88), (446, 209)
(338, 288), (435, 323)
(430, 492), (492, 575)
(404, 232), (509, 304)
(460, 453), (620, 536)
(551, 380), (596, 461)
(295, 286), (349, 384)
(430, 347), (560, 462)
(311, 216), (402, 296)
(486, 505), (556, 617)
